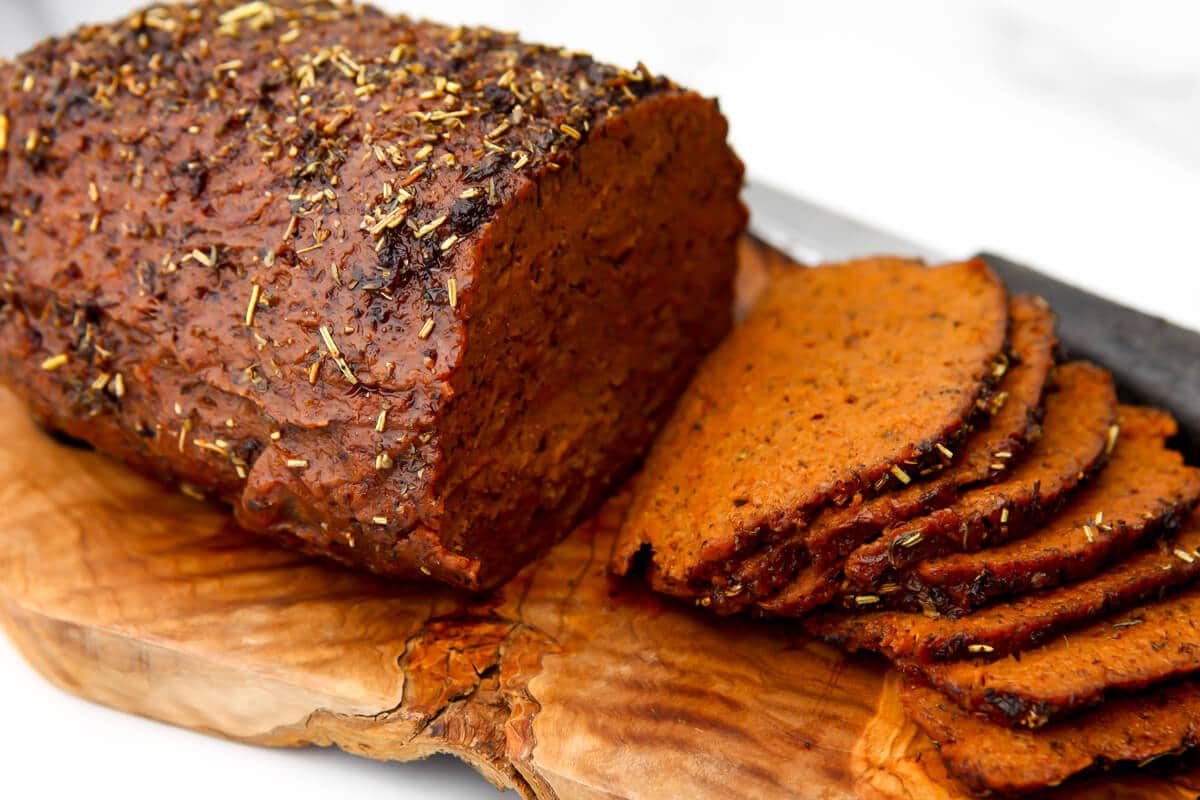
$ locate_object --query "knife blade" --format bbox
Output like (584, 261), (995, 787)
(744, 179), (1200, 456)
(744, 181), (943, 263)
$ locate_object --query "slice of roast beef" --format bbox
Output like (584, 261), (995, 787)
(902, 678), (1200, 797)
(918, 583), (1200, 729)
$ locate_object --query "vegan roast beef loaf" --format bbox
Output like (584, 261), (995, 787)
(610, 256), (1010, 603)
(744, 294), (1057, 617)
(0, 0), (746, 589)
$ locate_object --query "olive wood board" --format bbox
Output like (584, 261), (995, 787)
(0, 238), (1197, 799)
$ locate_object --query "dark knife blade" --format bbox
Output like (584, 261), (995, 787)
(745, 180), (1200, 456)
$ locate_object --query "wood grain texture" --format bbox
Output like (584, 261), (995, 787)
(0, 237), (1196, 799)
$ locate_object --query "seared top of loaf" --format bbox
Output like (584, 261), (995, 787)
(0, 0), (672, 396)
(0, 1), (680, 524)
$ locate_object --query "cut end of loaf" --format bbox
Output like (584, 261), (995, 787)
(435, 90), (746, 589)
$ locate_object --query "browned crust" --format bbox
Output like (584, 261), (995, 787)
(612, 258), (1010, 602)
(900, 406), (1200, 613)
(807, 512), (1200, 663)
(901, 678), (1200, 797)
(747, 295), (1057, 617)
(0, 1), (744, 588)
(840, 361), (1118, 592)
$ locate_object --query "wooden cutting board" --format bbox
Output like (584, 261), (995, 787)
(0, 240), (1196, 799)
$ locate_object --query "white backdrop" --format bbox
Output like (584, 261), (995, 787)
(0, 2), (1198, 799)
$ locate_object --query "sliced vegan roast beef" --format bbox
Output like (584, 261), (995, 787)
(0, 0), (746, 588)
(808, 512), (1200, 662)
(902, 405), (1200, 613)
(902, 678), (1200, 797)
(918, 583), (1200, 729)
(736, 294), (1056, 616)
(611, 257), (1010, 604)
(840, 361), (1118, 592)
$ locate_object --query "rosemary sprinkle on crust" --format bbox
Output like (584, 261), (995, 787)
(1106, 424), (1120, 455)
(413, 214), (447, 239)
(180, 483), (206, 501)
(245, 283), (261, 327)
(40, 353), (68, 371)
(318, 324), (341, 357)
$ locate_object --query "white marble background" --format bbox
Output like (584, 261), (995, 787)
(0, 2), (1198, 799)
